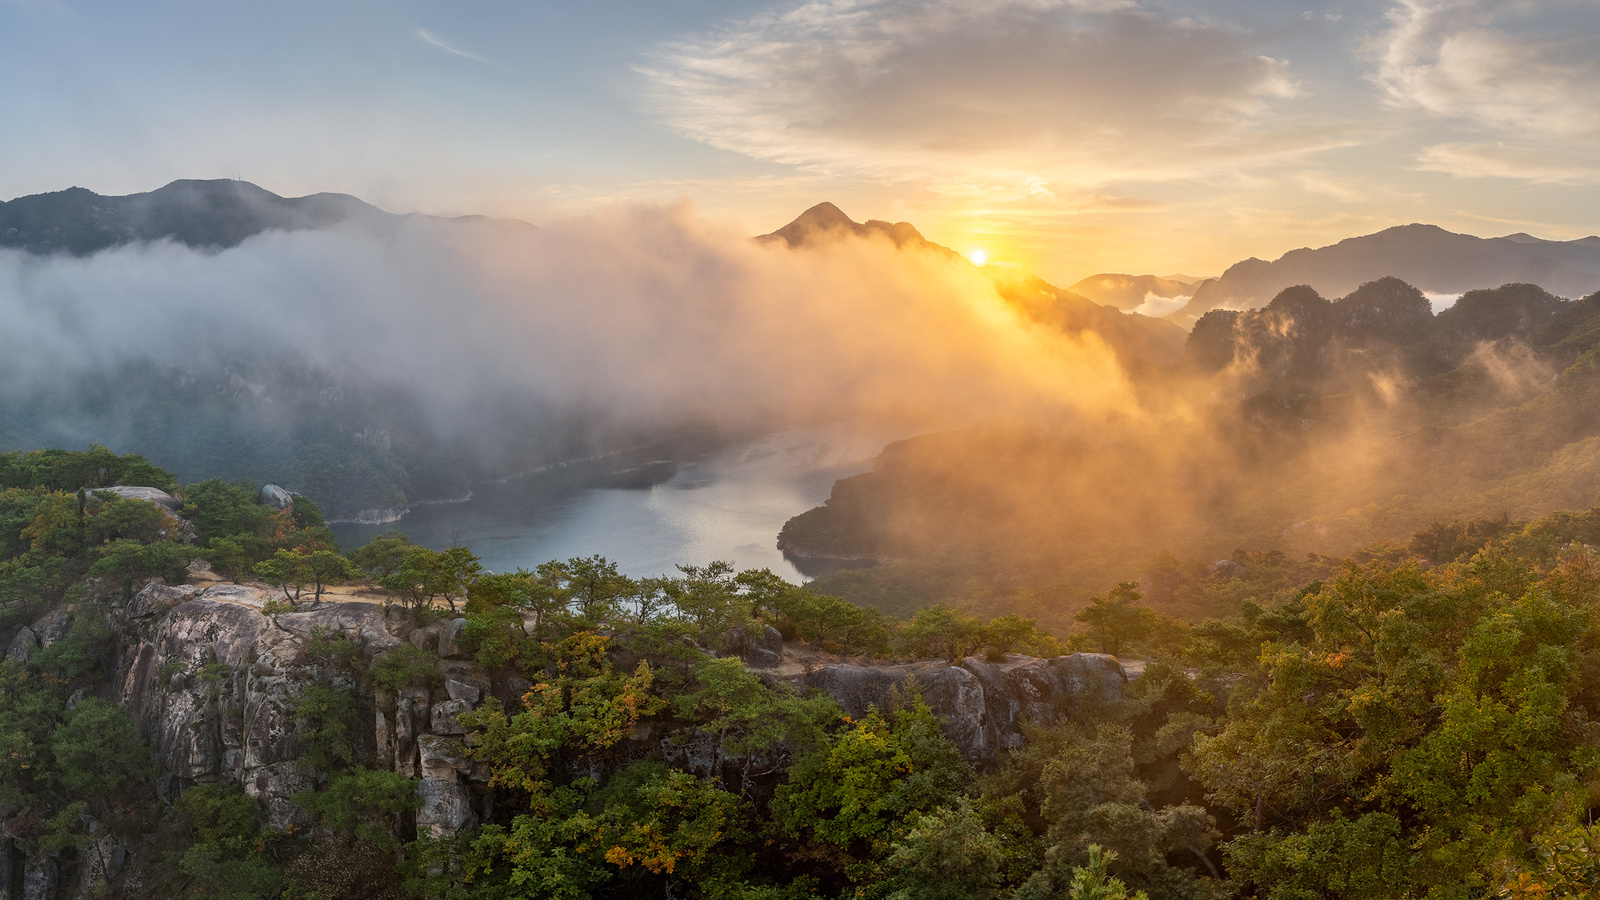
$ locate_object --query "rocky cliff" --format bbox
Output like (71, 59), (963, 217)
(798, 652), (1126, 762)
(3, 582), (1129, 899)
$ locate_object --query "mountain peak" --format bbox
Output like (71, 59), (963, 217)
(794, 201), (853, 227)
(759, 202), (933, 252)
(0, 179), (398, 255)
(760, 202), (865, 248)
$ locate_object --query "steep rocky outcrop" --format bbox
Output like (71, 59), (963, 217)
(98, 582), (493, 854)
(6, 579), (1134, 898)
(799, 651), (1128, 763)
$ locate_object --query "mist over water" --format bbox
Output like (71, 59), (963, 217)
(329, 420), (919, 580)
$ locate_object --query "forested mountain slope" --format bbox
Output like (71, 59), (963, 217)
(7, 448), (1600, 898)
(787, 278), (1600, 626)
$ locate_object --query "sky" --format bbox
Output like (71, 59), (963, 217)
(2, 0), (1599, 285)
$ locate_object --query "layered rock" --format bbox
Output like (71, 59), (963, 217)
(724, 623), (784, 669)
(798, 652), (1128, 763)
(106, 584), (492, 837)
(11, 577), (1136, 898)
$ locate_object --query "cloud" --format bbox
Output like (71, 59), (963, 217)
(0, 208), (1136, 432)
(1416, 141), (1600, 184)
(637, 0), (1317, 191)
(1373, 0), (1600, 180)
(1296, 169), (1361, 201)
(417, 28), (489, 64)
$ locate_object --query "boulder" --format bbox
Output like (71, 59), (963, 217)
(259, 483), (294, 510)
(29, 609), (71, 648)
(6, 626), (40, 663)
(198, 583), (266, 608)
(0, 838), (11, 900)
(417, 735), (471, 781)
(375, 706), (393, 771)
(725, 624), (784, 668)
(438, 618), (469, 658)
(1208, 558), (1247, 579)
(408, 623), (441, 653)
(69, 833), (126, 900)
(101, 485), (181, 511)
(276, 602), (400, 650)
(802, 660), (994, 758)
(431, 699), (472, 735)
(416, 778), (477, 837)
(22, 854), (56, 900)
(127, 583), (197, 618)
(445, 678), (481, 705)
(1051, 653), (1127, 708)
(799, 652), (1129, 763)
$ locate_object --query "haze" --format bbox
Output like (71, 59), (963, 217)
(4, 0), (1600, 284)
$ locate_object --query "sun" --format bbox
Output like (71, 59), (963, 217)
(968, 249), (987, 266)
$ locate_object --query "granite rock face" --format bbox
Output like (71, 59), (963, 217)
(799, 652), (1128, 763)
(724, 624), (784, 668)
(100, 486), (182, 512)
(102, 582), (496, 846)
(258, 483), (294, 510)
(12, 573), (1133, 898)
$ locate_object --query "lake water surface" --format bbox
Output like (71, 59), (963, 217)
(329, 420), (918, 582)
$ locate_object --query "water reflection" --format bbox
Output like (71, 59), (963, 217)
(329, 420), (919, 582)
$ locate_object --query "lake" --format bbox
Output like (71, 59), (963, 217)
(329, 420), (918, 582)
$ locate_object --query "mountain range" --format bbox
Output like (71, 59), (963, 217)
(1166, 223), (1600, 327)
(1064, 273), (1200, 312)
(0, 179), (529, 255)
(760, 202), (1188, 367)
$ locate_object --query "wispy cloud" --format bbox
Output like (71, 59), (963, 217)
(636, 0), (1328, 195)
(1373, 0), (1600, 181)
(417, 27), (488, 64)
(1417, 142), (1600, 185)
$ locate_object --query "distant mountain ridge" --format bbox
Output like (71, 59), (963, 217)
(1066, 273), (1198, 311)
(0, 179), (531, 255)
(761, 203), (1188, 366)
(758, 201), (940, 253)
(1171, 223), (1600, 328)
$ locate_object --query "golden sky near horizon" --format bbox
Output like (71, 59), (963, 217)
(4, 0), (1600, 285)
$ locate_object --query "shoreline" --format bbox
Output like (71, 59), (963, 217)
(325, 434), (698, 526)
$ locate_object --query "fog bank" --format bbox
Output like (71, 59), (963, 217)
(0, 204), (1135, 433)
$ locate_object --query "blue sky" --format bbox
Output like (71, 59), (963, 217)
(3, 0), (1599, 282)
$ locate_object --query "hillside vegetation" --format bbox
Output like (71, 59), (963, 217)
(7, 449), (1600, 898)
(788, 279), (1600, 631)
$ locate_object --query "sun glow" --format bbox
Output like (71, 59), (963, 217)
(968, 249), (987, 266)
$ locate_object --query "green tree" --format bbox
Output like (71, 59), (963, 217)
(899, 603), (987, 662)
(302, 548), (358, 602)
(349, 530), (418, 581)
(884, 802), (1007, 900)
(255, 548), (310, 606)
(183, 479), (278, 547)
(172, 784), (283, 900)
(434, 546), (483, 613)
(1067, 846), (1149, 900)
(51, 697), (156, 800)
(204, 536), (265, 582)
(294, 683), (360, 775)
(296, 767), (420, 852)
(670, 561), (752, 637)
(1074, 583), (1149, 657)
(673, 656), (837, 795)
(774, 693), (971, 885)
